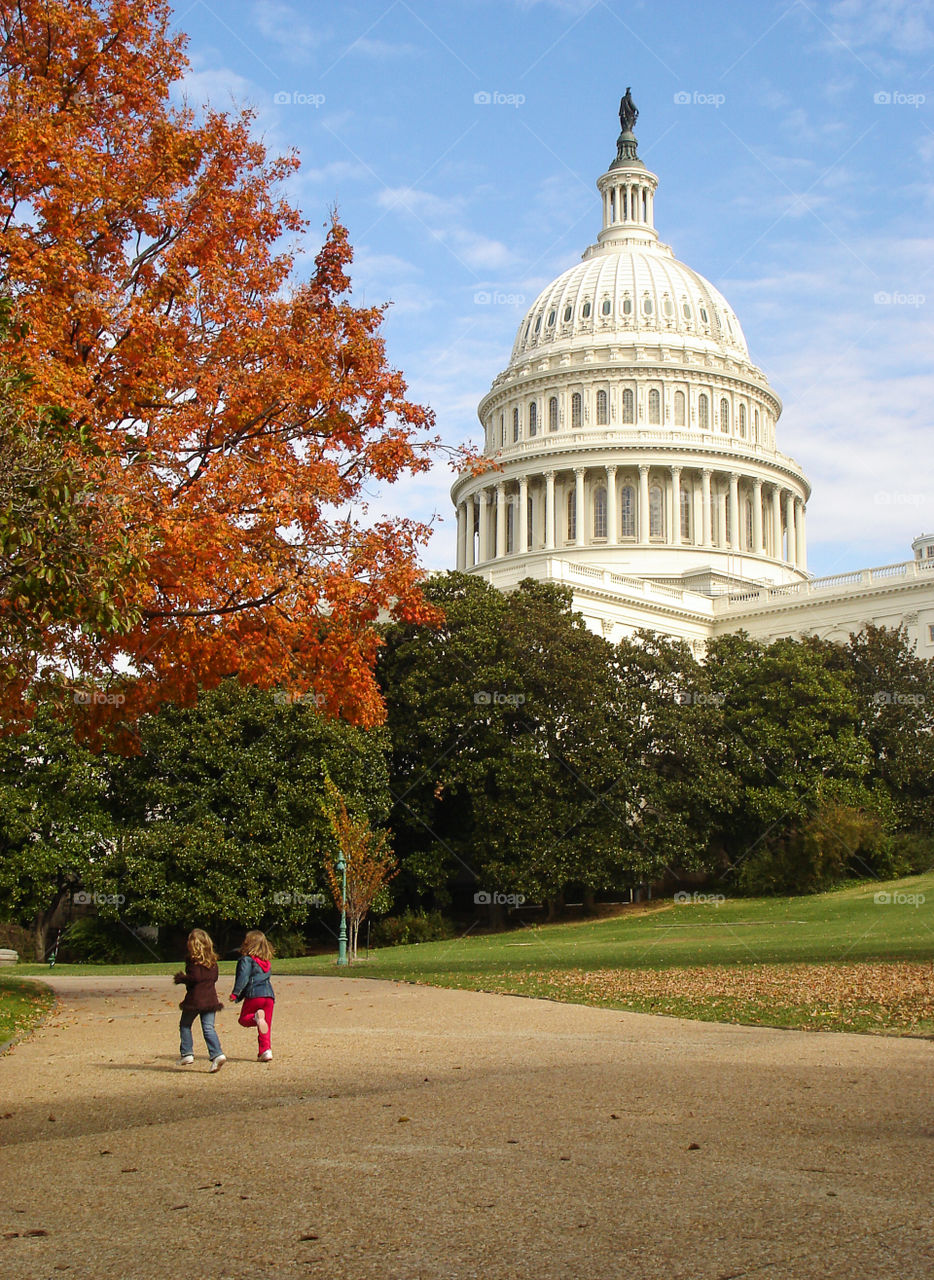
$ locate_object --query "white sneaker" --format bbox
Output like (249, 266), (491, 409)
(178, 1055), (195, 1066)
(209, 1055), (227, 1073)
(258, 1049), (273, 1062)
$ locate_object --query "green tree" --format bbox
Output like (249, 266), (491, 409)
(379, 573), (641, 917)
(102, 681), (391, 935)
(0, 699), (111, 958)
(705, 633), (874, 891)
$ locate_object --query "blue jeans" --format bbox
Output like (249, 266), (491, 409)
(179, 1009), (223, 1060)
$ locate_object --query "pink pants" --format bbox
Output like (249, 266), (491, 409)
(238, 997), (274, 1054)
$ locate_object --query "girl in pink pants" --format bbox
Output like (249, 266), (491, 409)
(230, 930), (276, 1061)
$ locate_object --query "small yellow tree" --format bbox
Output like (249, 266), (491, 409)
(321, 776), (397, 961)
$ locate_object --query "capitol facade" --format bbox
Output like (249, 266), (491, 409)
(451, 100), (934, 655)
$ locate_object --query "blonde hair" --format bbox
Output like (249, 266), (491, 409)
(240, 930), (275, 961)
(187, 928), (218, 967)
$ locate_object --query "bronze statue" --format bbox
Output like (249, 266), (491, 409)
(619, 87), (638, 133)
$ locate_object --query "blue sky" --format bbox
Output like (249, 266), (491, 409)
(171, 0), (934, 577)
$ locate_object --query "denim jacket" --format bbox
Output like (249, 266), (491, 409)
(232, 955), (274, 1002)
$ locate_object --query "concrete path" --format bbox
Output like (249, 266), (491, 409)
(0, 974), (932, 1280)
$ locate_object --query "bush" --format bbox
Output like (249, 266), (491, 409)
(737, 803), (888, 896)
(265, 929), (308, 958)
(58, 917), (156, 964)
(371, 909), (453, 948)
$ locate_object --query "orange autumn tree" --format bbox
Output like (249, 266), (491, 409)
(321, 774), (397, 962)
(0, 0), (445, 728)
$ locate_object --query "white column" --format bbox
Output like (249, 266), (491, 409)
(771, 485), (782, 560)
(456, 502), (466, 571)
(606, 465), (618, 546)
(519, 476), (529, 555)
(729, 473), (740, 551)
(784, 491), (796, 566)
(495, 483), (507, 558)
(477, 488), (489, 563)
(465, 495), (476, 568)
(574, 467), (586, 547)
(795, 498), (807, 569)
(671, 466), (682, 547)
(701, 468), (713, 548)
(752, 478), (764, 555)
(638, 465), (650, 543)
(545, 471), (555, 550)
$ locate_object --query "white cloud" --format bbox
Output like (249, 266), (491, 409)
(376, 185), (515, 274)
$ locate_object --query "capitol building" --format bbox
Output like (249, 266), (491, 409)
(451, 98), (934, 654)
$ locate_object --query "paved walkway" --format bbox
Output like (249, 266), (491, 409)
(0, 974), (932, 1279)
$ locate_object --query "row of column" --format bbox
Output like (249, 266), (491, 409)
(455, 465), (807, 569)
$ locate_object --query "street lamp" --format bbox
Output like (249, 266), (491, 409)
(336, 850), (348, 966)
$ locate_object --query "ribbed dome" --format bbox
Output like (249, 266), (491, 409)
(510, 243), (750, 365)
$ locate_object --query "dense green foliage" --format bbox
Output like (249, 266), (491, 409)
(1, 577), (931, 956)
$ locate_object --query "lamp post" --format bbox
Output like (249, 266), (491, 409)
(336, 851), (348, 966)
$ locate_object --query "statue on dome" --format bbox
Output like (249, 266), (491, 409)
(619, 87), (638, 134)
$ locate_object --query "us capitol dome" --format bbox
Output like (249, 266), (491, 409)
(450, 93), (934, 653)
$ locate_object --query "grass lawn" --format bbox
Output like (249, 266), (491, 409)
(0, 976), (56, 1047)
(10, 873), (934, 1035)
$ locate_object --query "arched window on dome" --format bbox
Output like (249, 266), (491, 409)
(622, 388), (634, 424)
(649, 485), (664, 539)
(623, 296), (632, 316)
(512, 407), (519, 443)
(601, 298), (612, 316)
(620, 485), (635, 538)
(581, 300), (591, 319)
(594, 486), (607, 539)
(643, 297), (654, 316)
(596, 390), (608, 425)
(547, 310), (556, 328)
(698, 394), (709, 430)
(549, 397), (558, 432)
(744, 498), (753, 551)
(754, 408), (760, 441)
(663, 297), (674, 318)
(648, 389), (661, 425)
(720, 398), (729, 433)
(567, 488), (576, 541)
(680, 487), (692, 542)
(674, 390), (686, 427)
(529, 402), (537, 437)
(563, 305), (572, 323)
(739, 404), (747, 438)
(500, 414), (505, 447)
(571, 392), (582, 429)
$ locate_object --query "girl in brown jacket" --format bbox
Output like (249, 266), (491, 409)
(174, 928), (226, 1072)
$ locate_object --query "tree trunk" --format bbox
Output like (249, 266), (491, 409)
(583, 888), (596, 915)
(545, 889), (565, 922)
